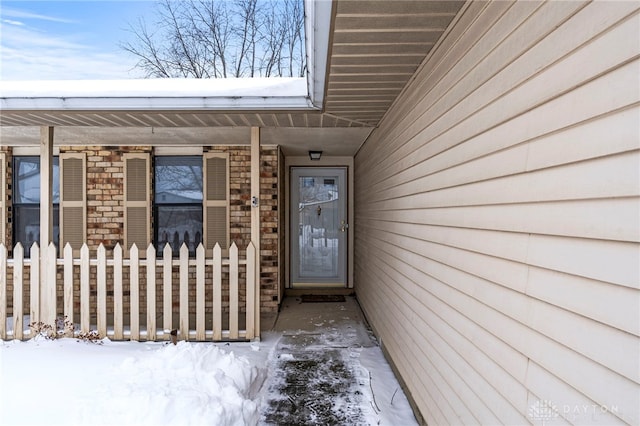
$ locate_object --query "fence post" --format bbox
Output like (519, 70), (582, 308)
(80, 244), (90, 333)
(113, 244), (123, 340)
(162, 244), (172, 339)
(13, 243), (24, 340)
(229, 243), (238, 340)
(130, 244), (140, 341)
(245, 242), (256, 340)
(97, 244), (107, 338)
(146, 244), (156, 341)
(250, 127), (261, 341)
(212, 243), (222, 341)
(0, 244), (6, 339)
(196, 244), (205, 341)
(29, 243), (39, 331)
(63, 243), (73, 334)
(179, 243), (189, 341)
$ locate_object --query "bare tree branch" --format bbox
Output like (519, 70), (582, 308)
(121, 0), (305, 78)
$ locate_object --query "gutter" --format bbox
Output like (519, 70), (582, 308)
(0, 0), (332, 113)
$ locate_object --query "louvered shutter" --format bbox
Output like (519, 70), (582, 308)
(203, 153), (229, 253)
(0, 152), (5, 246)
(60, 153), (86, 253)
(123, 153), (150, 255)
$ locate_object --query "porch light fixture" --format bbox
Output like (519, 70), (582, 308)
(309, 150), (322, 161)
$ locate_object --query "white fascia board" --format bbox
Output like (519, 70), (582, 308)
(0, 95), (315, 110)
(0, 77), (316, 110)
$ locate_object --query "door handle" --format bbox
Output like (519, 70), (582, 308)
(340, 220), (349, 232)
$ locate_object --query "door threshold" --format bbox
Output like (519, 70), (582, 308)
(285, 288), (354, 297)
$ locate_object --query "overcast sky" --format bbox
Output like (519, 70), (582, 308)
(0, 1), (157, 80)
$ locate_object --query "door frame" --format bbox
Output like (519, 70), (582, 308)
(284, 156), (354, 290)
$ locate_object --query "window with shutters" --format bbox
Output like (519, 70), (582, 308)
(152, 154), (229, 257)
(123, 153), (151, 254)
(12, 156), (60, 256)
(60, 153), (86, 253)
(154, 156), (203, 257)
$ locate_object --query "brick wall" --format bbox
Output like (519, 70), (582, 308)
(2, 144), (281, 318)
(1, 147), (12, 253)
(211, 145), (280, 312)
(61, 146), (152, 251)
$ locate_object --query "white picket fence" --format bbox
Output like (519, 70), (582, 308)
(0, 241), (258, 342)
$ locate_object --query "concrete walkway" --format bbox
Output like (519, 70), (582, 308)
(259, 296), (415, 425)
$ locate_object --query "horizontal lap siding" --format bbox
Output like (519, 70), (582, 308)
(354, 1), (640, 425)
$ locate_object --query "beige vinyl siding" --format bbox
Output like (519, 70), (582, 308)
(60, 153), (86, 253)
(123, 153), (151, 254)
(354, 2), (640, 425)
(203, 153), (229, 253)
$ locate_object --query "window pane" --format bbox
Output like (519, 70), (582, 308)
(156, 205), (203, 257)
(14, 205), (59, 256)
(13, 156), (60, 256)
(14, 157), (60, 203)
(155, 156), (202, 204)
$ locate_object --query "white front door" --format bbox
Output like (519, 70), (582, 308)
(291, 167), (347, 286)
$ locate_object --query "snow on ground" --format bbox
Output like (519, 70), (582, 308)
(0, 329), (417, 426)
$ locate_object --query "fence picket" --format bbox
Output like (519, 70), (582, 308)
(245, 242), (256, 340)
(196, 244), (205, 341)
(13, 243), (24, 340)
(97, 244), (107, 337)
(130, 244), (140, 341)
(179, 244), (189, 341)
(29, 243), (39, 331)
(162, 244), (172, 339)
(146, 244), (156, 341)
(43, 243), (57, 326)
(113, 244), (123, 340)
(229, 243), (238, 340)
(0, 244), (6, 340)
(63, 244), (74, 334)
(213, 243), (222, 341)
(80, 244), (90, 333)
(3, 242), (258, 342)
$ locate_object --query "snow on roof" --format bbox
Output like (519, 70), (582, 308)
(0, 77), (313, 110)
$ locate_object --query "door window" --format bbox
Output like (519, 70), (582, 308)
(291, 168), (347, 285)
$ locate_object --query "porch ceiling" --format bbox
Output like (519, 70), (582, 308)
(0, 0), (464, 156)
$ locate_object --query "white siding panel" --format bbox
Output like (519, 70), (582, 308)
(370, 59), (640, 194)
(526, 268), (640, 336)
(364, 2), (636, 186)
(527, 235), (640, 289)
(525, 106), (640, 171)
(359, 259), (498, 424)
(526, 361), (627, 425)
(362, 251), (531, 423)
(371, 233), (637, 384)
(364, 198), (639, 243)
(354, 2), (640, 424)
(371, 152), (639, 210)
(374, 106), (639, 201)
